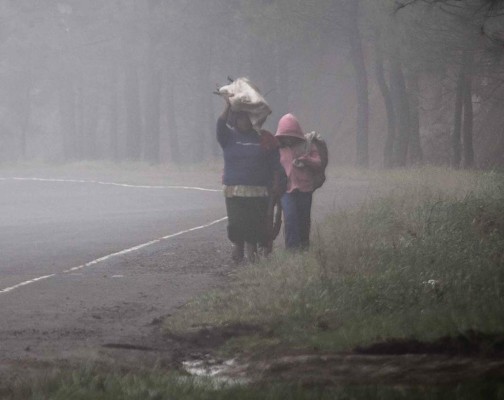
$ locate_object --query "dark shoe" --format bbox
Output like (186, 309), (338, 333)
(245, 242), (258, 263)
(259, 244), (272, 258)
(232, 243), (244, 263)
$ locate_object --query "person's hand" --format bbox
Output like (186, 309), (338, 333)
(269, 186), (281, 200)
(223, 96), (231, 107)
(218, 96), (231, 120)
(270, 182), (285, 200)
(269, 171), (286, 200)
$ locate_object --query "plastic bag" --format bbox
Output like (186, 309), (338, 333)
(217, 77), (272, 130)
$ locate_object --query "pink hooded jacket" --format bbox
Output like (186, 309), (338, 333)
(275, 114), (321, 193)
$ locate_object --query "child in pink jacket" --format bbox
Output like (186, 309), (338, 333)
(275, 114), (322, 249)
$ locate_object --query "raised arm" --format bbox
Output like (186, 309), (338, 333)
(217, 100), (232, 148)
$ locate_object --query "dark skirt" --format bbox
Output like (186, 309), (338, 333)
(225, 197), (269, 245)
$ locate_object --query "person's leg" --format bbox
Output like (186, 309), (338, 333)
(255, 197), (270, 248)
(281, 192), (301, 249)
(225, 198), (245, 262)
(243, 197), (268, 263)
(245, 242), (257, 263)
(296, 192), (313, 249)
(231, 241), (244, 262)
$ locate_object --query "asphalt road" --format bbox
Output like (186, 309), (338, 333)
(0, 179), (225, 288)
(0, 178), (230, 361)
(0, 174), (371, 365)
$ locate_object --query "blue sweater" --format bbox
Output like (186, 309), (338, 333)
(217, 118), (280, 187)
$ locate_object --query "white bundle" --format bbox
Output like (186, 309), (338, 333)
(217, 77), (272, 130)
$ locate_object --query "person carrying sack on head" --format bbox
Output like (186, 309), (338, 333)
(216, 98), (284, 263)
(275, 113), (323, 250)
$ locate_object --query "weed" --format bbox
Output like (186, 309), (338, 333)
(166, 168), (504, 352)
(4, 367), (504, 399)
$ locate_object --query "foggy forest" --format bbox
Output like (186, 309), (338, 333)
(1, 0), (503, 169)
(2, 1), (504, 396)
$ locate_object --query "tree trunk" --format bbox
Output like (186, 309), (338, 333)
(390, 59), (410, 167)
(250, 35), (277, 113)
(408, 73), (423, 165)
(144, 42), (162, 164)
(374, 45), (396, 168)
(165, 77), (180, 163)
(276, 37), (290, 118)
(348, 0), (369, 168)
(144, 68), (162, 164)
(19, 79), (31, 160)
(193, 27), (215, 162)
(109, 64), (119, 161)
(124, 63), (142, 160)
(452, 55), (465, 169)
(85, 97), (99, 159)
(58, 77), (77, 161)
(462, 53), (475, 169)
(144, 3), (162, 164)
(76, 80), (85, 160)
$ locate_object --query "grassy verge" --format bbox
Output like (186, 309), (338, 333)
(166, 167), (504, 353)
(3, 367), (503, 400)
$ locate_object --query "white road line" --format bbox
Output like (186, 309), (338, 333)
(0, 275), (56, 294)
(0, 177), (221, 192)
(0, 216), (228, 295)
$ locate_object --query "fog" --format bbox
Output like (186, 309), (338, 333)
(0, 0), (503, 168)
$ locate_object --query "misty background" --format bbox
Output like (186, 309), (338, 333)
(0, 0), (503, 168)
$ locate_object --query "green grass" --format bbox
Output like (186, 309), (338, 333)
(3, 367), (504, 400)
(166, 168), (504, 352)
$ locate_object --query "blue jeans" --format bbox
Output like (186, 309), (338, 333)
(281, 191), (313, 250)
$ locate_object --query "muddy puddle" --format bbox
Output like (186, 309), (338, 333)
(176, 326), (504, 394)
(180, 353), (504, 397)
(181, 357), (250, 386)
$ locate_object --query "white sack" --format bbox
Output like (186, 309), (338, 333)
(217, 77), (272, 130)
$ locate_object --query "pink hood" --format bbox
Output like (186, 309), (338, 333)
(275, 113), (305, 140)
